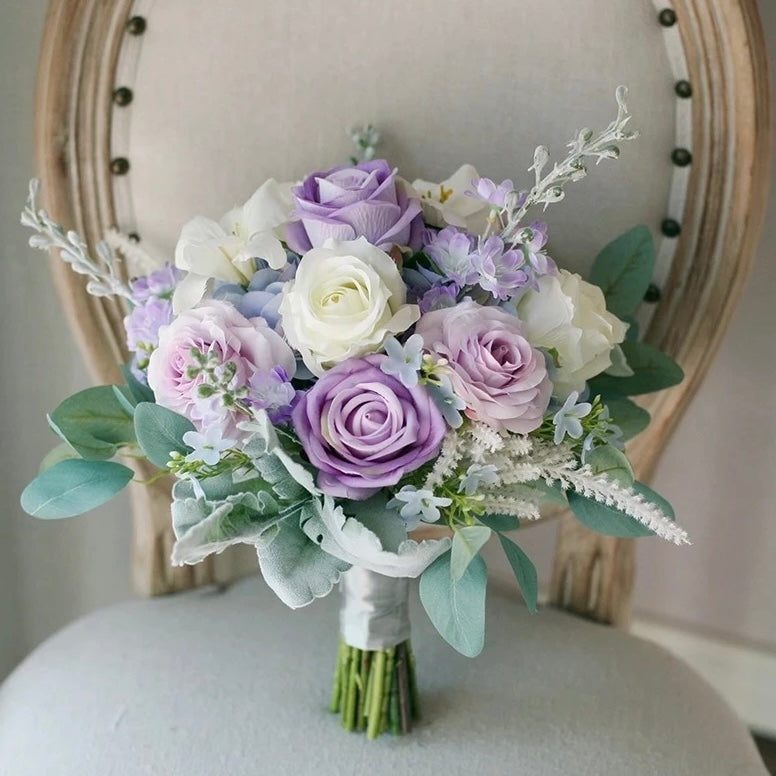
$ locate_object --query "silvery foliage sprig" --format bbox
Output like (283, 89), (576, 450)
(348, 123), (381, 164)
(500, 86), (638, 243)
(21, 179), (133, 301)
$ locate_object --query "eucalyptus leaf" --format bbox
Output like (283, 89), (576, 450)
(419, 550), (487, 658)
(21, 459), (133, 519)
(112, 385), (137, 416)
(48, 386), (136, 460)
(134, 402), (195, 468)
(498, 534), (538, 613)
(120, 364), (155, 404)
(477, 513), (520, 532)
(450, 525), (492, 581)
(590, 341), (683, 397)
(257, 518), (350, 609)
(38, 443), (80, 473)
(589, 225), (655, 318)
(604, 395), (650, 440)
(585, 444), (634, 486)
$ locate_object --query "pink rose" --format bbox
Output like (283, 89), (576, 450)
(147, 300), (296, 438)
(415, 301), (551, 433)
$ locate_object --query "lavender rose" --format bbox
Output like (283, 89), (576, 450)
(285, 160), (423, 254)
(147, 300), (296, 438)
(292, 355), (446, 500)
(415, 301), (551, 433)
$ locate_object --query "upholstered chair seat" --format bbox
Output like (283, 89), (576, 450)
(0, 578), (767, 775)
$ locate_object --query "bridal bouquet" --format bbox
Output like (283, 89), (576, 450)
(21, 88), (687, 739)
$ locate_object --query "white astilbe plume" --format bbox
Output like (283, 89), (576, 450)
(424, 431), (464, 489)
(21, 179), (133, 301)
(479, 496), (540, 521)
(104, 229), (166, 277)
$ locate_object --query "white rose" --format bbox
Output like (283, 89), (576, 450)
(279, 237), (419, 375)
(517, 269), (628, 399)
(173, 179), (295, 312)
(411, 164), (490, 235)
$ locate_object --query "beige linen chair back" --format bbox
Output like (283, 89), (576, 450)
(34, 0), (769, 623)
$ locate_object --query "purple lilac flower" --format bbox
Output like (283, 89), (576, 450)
(518, 221), (555, 276)
(129, 264), (180, 303)
(466, 177), (514, 208)
(424, 226), (479, 286)
(419, 284), (459, 314)
(247, 366), (298, 424)
(124, 297), (173, 352)
(472, 236), (529, 300)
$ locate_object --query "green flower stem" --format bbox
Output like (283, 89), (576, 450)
(331, 638), (419, 740)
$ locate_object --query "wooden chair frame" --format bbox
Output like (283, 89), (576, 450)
(34, 0), (771, 622)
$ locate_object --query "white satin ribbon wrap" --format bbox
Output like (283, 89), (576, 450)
(339, 567), (411, 651)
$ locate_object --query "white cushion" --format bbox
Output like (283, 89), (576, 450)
(0, 579), (765, 775)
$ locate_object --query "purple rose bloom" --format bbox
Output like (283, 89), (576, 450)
(415, 301), (551, 434)
(286, 160), (424, 254)
(292, 355), (446, 500)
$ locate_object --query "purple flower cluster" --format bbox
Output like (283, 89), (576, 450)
(123, 264), (180, 383)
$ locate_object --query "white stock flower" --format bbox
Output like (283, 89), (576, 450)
(411, 164), (491, 235)
(279, 237), (419, 375)
(517, 269), (628, 399)
(173, 179), (294, 311)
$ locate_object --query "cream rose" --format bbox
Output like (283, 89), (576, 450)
(517, 269), (628, 399)
(279, 237), (419, 375)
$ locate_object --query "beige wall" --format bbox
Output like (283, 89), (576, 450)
(0, 1), (773, 681)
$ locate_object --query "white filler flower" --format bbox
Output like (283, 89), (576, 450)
(173, 179), (294, 311)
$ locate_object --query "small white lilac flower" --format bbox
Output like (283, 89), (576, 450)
(458, 463), (500, 495)
(552, 391), (593, 445)
(381, 334), (425, 387)
(388, 486), (452, 530)
(182, 427), (237, 466)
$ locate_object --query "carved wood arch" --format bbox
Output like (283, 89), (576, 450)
(34, 0), (770, 614)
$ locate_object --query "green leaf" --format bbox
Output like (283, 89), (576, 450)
(120, 364), (155, 404)
(420, 550), (487, 657)
(585, 444), (634, 486)
(604, 395), (650, 440)
(498, 534), (538, 613)
(478, 513), (520, 532)
(589, 340), (684, 396)
(257, 518), (350, 609)
(589, 225), (655, 318)
(48, 386), (136, 460)
(21, 459), (133, 518)
(134, 402), (195, 468)
(450, 525), (492, 581)
(633, 481), (675, 521)
(112, 385), (137, 416)
(38, 443), (80, 473)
